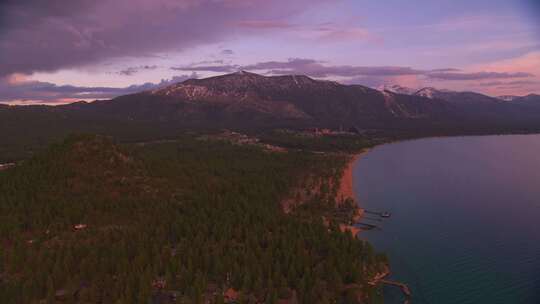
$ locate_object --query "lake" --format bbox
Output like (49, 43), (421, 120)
(353, 135), (540, 304)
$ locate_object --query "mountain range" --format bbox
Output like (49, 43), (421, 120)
(381, 84), (540, 105)
(2, 71), (540, 134)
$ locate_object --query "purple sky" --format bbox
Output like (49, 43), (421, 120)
(1, 0), (539, 104)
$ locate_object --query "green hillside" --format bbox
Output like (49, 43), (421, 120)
(0, 134), (386, 304)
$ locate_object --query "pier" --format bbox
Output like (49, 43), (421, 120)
(355, 222), (378, 230)
(380, 279), (412, 297)
(353, 209), (393, 230)
(364, 209), (391, 218)
(368, 271), (412, 299)
(362, 216), (382, 222)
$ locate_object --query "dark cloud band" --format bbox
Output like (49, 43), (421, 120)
(172, 58), (534, 80)
(0, 0), (326, 77)
(428, 71), (534, 81)
(0, 73), (198, 104)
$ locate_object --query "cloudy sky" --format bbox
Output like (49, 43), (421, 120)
(1, 0), (539, 104)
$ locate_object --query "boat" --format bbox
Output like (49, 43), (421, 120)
(380, 212), (391, 218)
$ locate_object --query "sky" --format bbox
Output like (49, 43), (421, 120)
(0, 0), (539, 105)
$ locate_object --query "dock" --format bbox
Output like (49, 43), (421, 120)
(353, 209), (392, 230)
(367, 268), (411, 300)
(362, 216), (382, 222)
(380, 279), (411, 297)
(355, 222), (378, 230)
(364, 209), (391, 218)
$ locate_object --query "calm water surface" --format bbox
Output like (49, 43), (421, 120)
(353, 135), (540, 304)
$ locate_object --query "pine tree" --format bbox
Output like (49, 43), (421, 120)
(46, 276), (56, 304)
(214, 293), (225, 304)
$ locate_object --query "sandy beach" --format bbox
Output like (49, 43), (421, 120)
(337, 149), (370, 237)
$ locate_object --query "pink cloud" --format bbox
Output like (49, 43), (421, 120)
(317, 27), (380, 42)
(0, 73), (199, 104)
(467, 52), (540, 95)
(0, 0), (328, 77)
(235, 20), (295, 29)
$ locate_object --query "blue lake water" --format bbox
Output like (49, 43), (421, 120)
(353, 135), (540, 304)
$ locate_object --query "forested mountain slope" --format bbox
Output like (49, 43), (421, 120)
(0, 135), (386, 304)
(3, 72), (540, 163)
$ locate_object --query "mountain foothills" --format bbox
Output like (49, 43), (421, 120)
(2, 72), (540, 161)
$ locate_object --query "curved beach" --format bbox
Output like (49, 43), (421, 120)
(336, 150), (371, 236)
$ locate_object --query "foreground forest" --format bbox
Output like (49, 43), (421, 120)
(0, 134), (387, 304)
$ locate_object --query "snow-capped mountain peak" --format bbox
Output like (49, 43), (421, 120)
(496, 95), (520, 102)
(378, 84), (416, 95)
(414, 87), (440, 98)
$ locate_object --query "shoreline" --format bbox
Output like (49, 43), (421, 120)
(337, 149), (371, 237)
(343, 147), (413, 301)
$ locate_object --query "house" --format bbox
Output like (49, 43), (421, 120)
(224, 288), (238, 302)
(74, 224), (87, 230)
(152, 278), (166, 289)
(0, 163), (15, 171)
